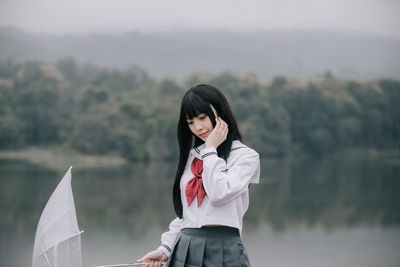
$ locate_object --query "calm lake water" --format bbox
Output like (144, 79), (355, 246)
(1, 157), (399, 267)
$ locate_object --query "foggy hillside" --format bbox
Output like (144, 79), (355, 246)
(0, 27), (399, 79)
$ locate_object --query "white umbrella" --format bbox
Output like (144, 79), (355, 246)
(32, 166), (83, 267)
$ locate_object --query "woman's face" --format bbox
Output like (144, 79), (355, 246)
(186, 113), (214, 141)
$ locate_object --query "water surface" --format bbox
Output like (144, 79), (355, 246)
(0, 157), (399, 267)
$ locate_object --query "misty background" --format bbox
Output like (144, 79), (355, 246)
(0, 1), (399, 267)
(1, 28), (400, 79)
(1, 0), (400, 79)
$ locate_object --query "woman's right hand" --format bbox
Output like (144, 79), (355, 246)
(205, 105), (228, 149)
(137, 249), (168, 267)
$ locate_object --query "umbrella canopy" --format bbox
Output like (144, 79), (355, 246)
(32, 166), (83, 267)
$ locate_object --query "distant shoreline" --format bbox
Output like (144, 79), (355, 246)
(0, 146), (126, 170)
(0, 146), (398, 171)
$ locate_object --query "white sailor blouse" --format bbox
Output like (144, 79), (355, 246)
(158, 140), (260, 257)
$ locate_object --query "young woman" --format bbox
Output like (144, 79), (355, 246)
(138, 84), (260, 267)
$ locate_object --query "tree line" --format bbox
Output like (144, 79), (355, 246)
(0, 58), (399, 161)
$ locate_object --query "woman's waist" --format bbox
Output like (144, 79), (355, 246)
(180, 216), (242, 233)
(181, 225), (239, 237)
(182, 202), (244, 221)
(182, 213), (242, 228)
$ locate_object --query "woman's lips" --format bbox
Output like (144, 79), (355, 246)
(199, 131), (209, 137)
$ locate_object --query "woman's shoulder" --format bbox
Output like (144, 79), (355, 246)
(229, 140), (260, 162)
(190, 140), (259, 160)
(231, 140), (259, 156)
(230, 140), (260, 184)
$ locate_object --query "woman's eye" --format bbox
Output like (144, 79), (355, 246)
(187, 121), (193, 125)
(199, 116), (206, 120)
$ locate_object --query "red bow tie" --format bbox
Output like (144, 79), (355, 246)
(185, 157), (206, 207)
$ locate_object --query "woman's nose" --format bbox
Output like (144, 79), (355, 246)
(194, 121), (203, 131)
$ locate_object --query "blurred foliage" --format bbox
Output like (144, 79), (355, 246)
(0, 59), (399, 161)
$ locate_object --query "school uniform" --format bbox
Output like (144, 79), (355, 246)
(158, 140), (260, 267)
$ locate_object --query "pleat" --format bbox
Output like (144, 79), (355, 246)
(171, 234), (191, 267)
(185, 235), (206, 267)
(168, 227), (249, 267)
(203, 237), (223, 266)
(223, 235), (250, 267)
(166, 234), (181, 267)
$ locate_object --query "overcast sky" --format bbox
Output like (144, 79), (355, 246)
(1, 0), (399, 37)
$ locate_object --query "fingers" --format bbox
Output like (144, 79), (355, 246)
(144, 261), (156, 267)
(220, 118), (228, 139)
(205, 105), (229, 149)
(137, 250), (166, 267)
(140, 260), (152, 267)
(137, 255), (152, 266)
(210, 104), (227, 129)
(148, 260), (161, 267)
(222, 121), (228, 136)
(217, 115), (227, 127)
(216, 117), (228, 133)
(214, 116), (224, 127)
(138, 250), (155, 262)
(211, 104), (228, 129)
(137, 254), (150, 262)
(210, 104), (218, 119)
(213, 117), (227, 137)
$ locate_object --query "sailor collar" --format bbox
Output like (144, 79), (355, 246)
(190, 140), (246, 159)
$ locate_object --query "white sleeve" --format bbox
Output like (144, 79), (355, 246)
(157, 217), (183, 257)
(200, 147), (260, 206)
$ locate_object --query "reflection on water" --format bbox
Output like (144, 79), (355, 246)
(0, 158), (399, 267)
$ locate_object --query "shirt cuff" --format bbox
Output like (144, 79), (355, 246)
(158, 244), (171, 257)
(200, 147), (218, 160)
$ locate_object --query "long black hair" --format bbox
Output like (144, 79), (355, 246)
(173, 84), (243, 218)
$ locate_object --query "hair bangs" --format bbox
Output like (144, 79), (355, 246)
(182, 91), (211, 120)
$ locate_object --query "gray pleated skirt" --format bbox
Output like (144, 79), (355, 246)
(166, 226), (250, 267)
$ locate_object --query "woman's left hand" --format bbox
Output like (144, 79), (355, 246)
(205, 105), (228, 149)
(137, 249), (168, 267)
